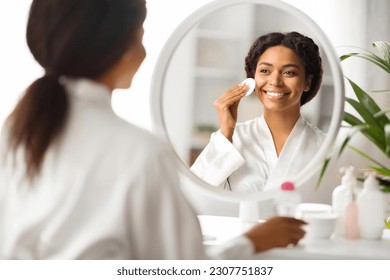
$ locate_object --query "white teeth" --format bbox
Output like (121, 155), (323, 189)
(266, 92), (287, 97)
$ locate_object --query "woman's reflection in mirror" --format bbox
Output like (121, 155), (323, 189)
(191, 32), (325, 192)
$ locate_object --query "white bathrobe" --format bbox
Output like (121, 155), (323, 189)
(191, 116), (326, 192)
(0, 78), (253, 259)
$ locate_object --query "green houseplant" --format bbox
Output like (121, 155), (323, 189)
(318, 41), (390, 192)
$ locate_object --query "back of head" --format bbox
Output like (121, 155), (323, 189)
(245, 31), (323, 106)
(27, 0), (146, 78)
(7, 0), (146, 179)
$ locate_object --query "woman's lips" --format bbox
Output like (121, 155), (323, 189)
(264, 91), (289, 97)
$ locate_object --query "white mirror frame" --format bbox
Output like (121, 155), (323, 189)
(150, 0), (344, 202)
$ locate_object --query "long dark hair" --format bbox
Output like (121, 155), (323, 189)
(6, 0), (146, 179)
(245, 31), (323, 106)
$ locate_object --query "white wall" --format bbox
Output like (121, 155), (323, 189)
(0, 1), (42, 130)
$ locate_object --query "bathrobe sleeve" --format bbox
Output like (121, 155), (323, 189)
(190, 131), (245, 187)
(206, 235), (255, 260)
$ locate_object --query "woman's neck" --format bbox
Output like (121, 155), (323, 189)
(263, 109), (301, 156)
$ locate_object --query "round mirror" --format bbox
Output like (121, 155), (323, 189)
(150, 0), (344, 202)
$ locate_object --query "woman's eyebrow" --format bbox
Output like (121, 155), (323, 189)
(283, 63), (301, 69)
(257, 62), (272, 67)
(257, 62), (301, 70)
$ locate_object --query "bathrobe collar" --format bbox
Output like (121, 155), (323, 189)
(61, 77), (112, 110)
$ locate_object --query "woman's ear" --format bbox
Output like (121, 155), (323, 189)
(304, 75), (313, 92)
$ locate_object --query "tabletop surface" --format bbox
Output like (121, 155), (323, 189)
(198, 215), (390, 259)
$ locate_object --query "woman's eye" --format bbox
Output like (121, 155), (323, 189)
(283, 70), (296, 76)
(259, 69), (270, 74)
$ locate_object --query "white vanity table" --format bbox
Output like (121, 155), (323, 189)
(198, 215), (390, 259)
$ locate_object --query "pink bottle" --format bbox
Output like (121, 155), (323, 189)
(344, 180), (360, 239)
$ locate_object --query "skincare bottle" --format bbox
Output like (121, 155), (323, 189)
(274, 181), (301, 217)
(357, 173), (385, 239)
(332, 166), (354, 237)
(344, 173), (360, 240)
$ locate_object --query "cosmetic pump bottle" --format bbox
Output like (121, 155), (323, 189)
(357, 173), (385, 239)
(274, 181), (301, 217)
(332, 166), (354, 237)
(344, 171), (360, 240)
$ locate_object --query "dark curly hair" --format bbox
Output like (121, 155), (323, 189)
(244, 31), (323, 106)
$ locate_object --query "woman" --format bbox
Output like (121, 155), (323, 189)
(0, 1), (305, 259)
(191, 32), (325, 192)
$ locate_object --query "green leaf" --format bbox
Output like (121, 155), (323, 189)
(341, 45), (390, 74)
(347, 79), (390, 127)
(345, 98), (385, 150)
(340, 53), (359, 61)
(368, 166), (390, 178)
(385, 124), (390, 155)
(348, 145), (387, 169)
(374, 107), (390, 118)
(372, 41), (390, 71)
(338, 136), (351, 158)
(343, 112), (388, 156)
(316, 156), (331, 189)
(346, 97), (380, 129)
(337, 125), (366, 157)
(370, 89), (390, 94)
(386, 218), (390, 229)
(343, 111), (364, 126)
(354, 53), (388, 73)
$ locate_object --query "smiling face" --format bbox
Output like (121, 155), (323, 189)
(254, 45), (311, 115)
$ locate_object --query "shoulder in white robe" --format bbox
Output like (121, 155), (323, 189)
(191, 115), (326, 192)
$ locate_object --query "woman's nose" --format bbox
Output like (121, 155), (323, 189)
(269, 73), (283, 86)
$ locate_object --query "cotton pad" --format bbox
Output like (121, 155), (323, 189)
(241, 78), (255, 96)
